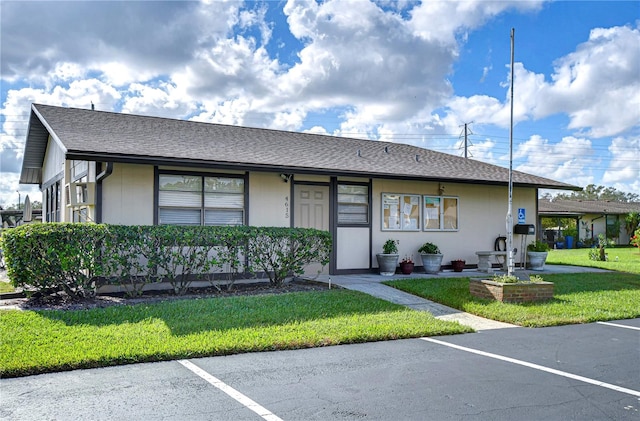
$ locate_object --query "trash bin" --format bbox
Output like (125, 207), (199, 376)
(565, 236), (574, 249)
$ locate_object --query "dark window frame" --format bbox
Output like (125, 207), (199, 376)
(155, 169), (248, 226)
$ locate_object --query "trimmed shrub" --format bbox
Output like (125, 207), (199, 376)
(1, 224), (332, 298)
(245, 227), (332, 286)
(2, 223), (110, 299)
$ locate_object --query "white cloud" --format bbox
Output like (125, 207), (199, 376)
(278, 0), (455, 121)
(408, 0), (543, 45)
(602, 137), (640, 186)
(513, 135), (597, 187)
(121, 82), (195, 118)
(190, 97), (256, 126)
(467, 138), (498, 165)
(1, 0), (638, 204)
(0, 81), (121, 164)
(536, 25), (640, 137)
(239, 3), (272, 46)
(443, 24), (640, 140)
(271, 109), (307, 131)
(446, 94), (508, 128)
(0, 172), (42, 210)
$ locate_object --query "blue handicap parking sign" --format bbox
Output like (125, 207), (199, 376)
(518, 208), (526, 224)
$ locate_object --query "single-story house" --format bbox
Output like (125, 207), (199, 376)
(538, 198), (640, 247)
(20, 103), (579, 274)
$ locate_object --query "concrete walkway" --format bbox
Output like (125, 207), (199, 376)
(308, 265), (612, 331)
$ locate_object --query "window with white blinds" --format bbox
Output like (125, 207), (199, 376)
(158, 174), (244, 226)
(337, 184), (369, 225)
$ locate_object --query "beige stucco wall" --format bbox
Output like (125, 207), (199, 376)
(101, 167), (295, 227)
(294, 174), (330, 183)
(248, 172), (292, 227)
(102, 163), (154, 225)
(371, 179), (537, 267)
(94, 162), (543, 271)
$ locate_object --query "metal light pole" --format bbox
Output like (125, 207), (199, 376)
(506, 28), (515, 277)
(17, 191), (21, 211)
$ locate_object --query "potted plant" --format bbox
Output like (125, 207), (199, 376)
(418, 242), (443, 274)
(527, 240), (550, 271)
(451, 259), (465, 272)
(399, 256), (414, 275)
(376, 239), (399, 276)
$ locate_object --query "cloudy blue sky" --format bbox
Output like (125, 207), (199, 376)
(1, 0), (638, 208)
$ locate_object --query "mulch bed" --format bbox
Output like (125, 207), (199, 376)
(0, 279), (332, 311)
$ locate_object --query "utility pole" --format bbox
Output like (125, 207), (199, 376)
(507, 28), (515, 277)
(464, 123), (469, 158)
(458, 122), (473, 158)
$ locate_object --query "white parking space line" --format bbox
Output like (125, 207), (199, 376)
(597, 321), (640, 331)
(422, 338), (640, 398)
(178, 360), (283, 421)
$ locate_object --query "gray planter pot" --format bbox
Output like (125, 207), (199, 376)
(376, 254), (399, 276)
(420, 253), (443, 274)
(527, 251), (548, 271)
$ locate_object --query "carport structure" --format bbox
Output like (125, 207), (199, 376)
(538, 198), (640, 247)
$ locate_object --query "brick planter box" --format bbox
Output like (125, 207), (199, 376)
(469, 278), (554, 303)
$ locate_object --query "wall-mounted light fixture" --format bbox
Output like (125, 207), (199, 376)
(280, 173), (292, 183)
(438, 183), (445, 196)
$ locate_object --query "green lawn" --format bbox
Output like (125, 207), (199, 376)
(546, 246), (640, 274)
(386, 272), (640, 328)
(0, 289), (471, 378)
(0, 281), (14, 293)
(3, 248), (638, 379)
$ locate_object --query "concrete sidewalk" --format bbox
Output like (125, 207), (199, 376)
(308, 265), (612, 331)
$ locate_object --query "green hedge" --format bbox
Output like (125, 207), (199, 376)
(1, 224), (332, 298)
(2, 224), (110, 299)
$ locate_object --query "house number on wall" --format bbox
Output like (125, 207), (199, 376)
(284, 196), (289, 219)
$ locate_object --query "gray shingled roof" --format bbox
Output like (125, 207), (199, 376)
(21, 103), (579, 190)
(539, 199), (640, 216)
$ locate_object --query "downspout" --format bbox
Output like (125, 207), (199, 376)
(95, 162), (113, 223)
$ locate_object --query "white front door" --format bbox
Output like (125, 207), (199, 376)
(294, 184), (329, 231)
(294, 184), (330, 276)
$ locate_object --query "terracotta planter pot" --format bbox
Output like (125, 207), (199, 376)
(399, 262), (414, 274)
(451, 260), (465, 272)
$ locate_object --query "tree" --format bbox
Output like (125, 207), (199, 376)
(626, 212), (640, 238)
(541, 217), (574, 230)
(554, 184), (639, 202)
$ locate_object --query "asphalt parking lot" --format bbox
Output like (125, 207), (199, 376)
(2, 318), (638, 420)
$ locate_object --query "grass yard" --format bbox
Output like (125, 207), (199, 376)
(0, 289), (471, 378)
(386, 272), (640, 328)
(546, 246), (640, 274)
(0, 281), (14, 294)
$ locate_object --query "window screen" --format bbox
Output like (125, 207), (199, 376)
(158, 174), (244, 226)
(338, 184), (369, 224)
